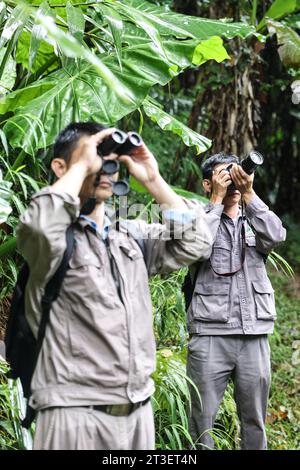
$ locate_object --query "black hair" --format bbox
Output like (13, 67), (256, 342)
(53, 122), (106, 162)
(201, 152), (238, 179)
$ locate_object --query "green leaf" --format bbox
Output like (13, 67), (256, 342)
(0, 3), (31, 48)
(0, 170), (12, 224)
(117, 0), (255, 39)
(129, 176), (148, 193)
(1, 1), (255, 154)
(0, 48), (16, 95)
(16, 31), (57, 74)
(0, 236), (17, 258)
(267, 20), (300, 68)
(257, 0), (298, 31)
(66, 1), (85, 42)
(0, 129), (8, 156)
(284, 12), (300, 28)
(269, 251), (295, 278)
(29, 1), (53, 72)
(35, 6), (134, 104)
(98, 4), (124, 70)
(143, 98), (211, 155)
(111, 2), (169, 62)
(192, 36), (230, 65)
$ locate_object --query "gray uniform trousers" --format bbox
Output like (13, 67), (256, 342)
(33, 401), (155, 450)
(187, 335), (271, 450)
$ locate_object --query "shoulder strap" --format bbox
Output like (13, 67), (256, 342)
(182, 262), (201, 311)
(22, 223), (75, 429)
(36, 223), (75, 349)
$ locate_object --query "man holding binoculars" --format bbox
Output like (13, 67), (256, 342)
(16, 122), (212, 450)
(186, 152), (286, 450)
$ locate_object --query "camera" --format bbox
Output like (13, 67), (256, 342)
(225, 150), (264, 189)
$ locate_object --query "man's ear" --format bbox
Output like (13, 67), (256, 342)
(202, 178), (212, 197)
(51, 158), (68, 179)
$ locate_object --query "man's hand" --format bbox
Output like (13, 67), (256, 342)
(70, 128), (116, 176)
(230, 164), (255, 204)
(120, 141), (186, 210)
(210, 167), (232, 204)
(118, 141), (160, 187)
(51, 128), (117, 199)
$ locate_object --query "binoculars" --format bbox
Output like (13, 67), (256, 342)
(96, 129), (143, 196)
(97, 129), (142, 189)
(81, 129), (143, 215)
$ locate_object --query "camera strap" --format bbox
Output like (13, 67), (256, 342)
(210, 201), (246, 277)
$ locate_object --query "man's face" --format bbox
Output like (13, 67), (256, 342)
(79, 155), (119, 204)
(211, 163), (241, 206)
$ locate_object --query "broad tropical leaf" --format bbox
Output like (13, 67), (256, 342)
(143, 98), (211, 155)
(0, 0), (256, 155)
(117, 0), (255, 40)
(267, 20), (300, 68)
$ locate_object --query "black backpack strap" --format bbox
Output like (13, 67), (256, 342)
(36, 223), (75, 350)
(182, 262), (201, 312)
(22, 223), (75, 429)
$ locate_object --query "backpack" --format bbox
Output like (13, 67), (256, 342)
(4, 224), (75, 428)
(4, 221), (146, 428)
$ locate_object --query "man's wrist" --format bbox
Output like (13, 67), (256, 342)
(210, 193), (224, 205)
(243, 189), (255, 205)
(143, 173), (186, 210)
(142, 172), (163, 194)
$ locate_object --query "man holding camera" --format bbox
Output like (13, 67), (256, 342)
(16, 122), (212, 450)
(186, 152), (286, 450)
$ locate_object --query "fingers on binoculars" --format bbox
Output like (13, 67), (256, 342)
(94, 127), (117, 143)
(103, 153), (119, 161)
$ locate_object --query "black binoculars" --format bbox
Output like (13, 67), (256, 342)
(81, 129), (143, 215)
(97, 130), (142, 172)
(95, 129), (143, 197)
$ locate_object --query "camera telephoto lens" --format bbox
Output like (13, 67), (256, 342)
(241, 151), (264, 175)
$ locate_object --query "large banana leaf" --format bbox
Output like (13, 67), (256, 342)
(0, 0), (255, 156)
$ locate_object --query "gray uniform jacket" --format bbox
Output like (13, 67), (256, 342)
(17, 188), (212, 411)
(188, 194), (286, 336)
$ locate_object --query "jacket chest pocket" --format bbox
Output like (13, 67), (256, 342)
(193, 282), (230, 323)
(66, 243), (104, 294)
(211, 236), (232, 270)
(118, 239), (146, 292)
(252, 281), (276, 320)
